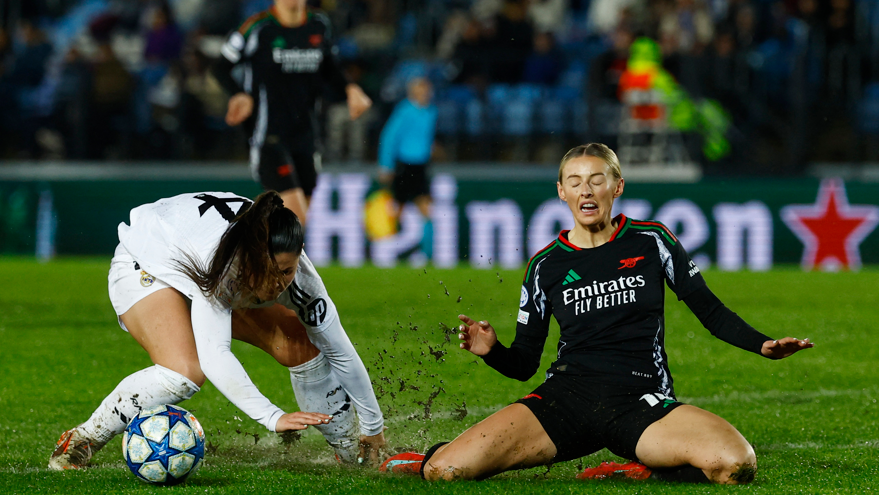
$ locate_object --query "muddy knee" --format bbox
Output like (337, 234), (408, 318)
(423, 453), (470, 481)
(711, 446), (757, 484)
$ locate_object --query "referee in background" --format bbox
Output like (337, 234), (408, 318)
(377, 77), (438, 262)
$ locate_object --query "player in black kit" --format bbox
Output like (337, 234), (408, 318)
(380, 143), (813, 483)
(212, 0), (371, 224)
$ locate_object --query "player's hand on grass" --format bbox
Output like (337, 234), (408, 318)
(358, 429), (389, 466)
(346, 84), (372, 120)
(275, 411), (332, 432)
(225, 92), (254, 126)
(457, 314), (498, 356)
(761, 337), (814, 359)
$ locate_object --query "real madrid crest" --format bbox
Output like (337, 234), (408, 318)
(140, 271), (156, 287)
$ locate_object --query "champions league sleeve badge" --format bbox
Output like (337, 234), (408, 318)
(520, 286), (529, 307)
(140, 271), (156, 287)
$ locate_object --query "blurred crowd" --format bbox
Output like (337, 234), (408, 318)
(1, 0), (878, 172)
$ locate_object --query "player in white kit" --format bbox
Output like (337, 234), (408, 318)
(48, 191), (386, 470)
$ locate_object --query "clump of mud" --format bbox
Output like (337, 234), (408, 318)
(362, 273), (484, 454)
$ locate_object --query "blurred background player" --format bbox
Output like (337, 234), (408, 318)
(212, 0), (372, 224)
(49, 191), (386, 471)
(376, 77), (437, 262)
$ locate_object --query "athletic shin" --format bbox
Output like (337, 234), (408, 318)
(289, 353), (360, 462)
(78, 365), (200, 448)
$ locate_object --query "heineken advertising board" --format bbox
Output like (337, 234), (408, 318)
(1, 172), (877, 270)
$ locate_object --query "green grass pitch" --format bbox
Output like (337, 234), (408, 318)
(0, 258), (877, 494)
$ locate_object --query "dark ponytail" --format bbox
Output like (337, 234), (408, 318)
(177, 191), (304, 301)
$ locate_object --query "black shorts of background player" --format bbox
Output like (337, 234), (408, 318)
(380, 143), (813, 484)
(212, 0), (371, 225)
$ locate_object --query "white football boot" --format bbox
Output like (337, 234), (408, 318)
(48, 427), (103, 470)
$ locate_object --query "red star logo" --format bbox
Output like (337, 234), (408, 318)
(781, 178), (879, 271)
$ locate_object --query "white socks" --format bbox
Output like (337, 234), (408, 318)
(289, 353), (360, 462)
(78, 358), (359, 461)
(79, 364), (200, 448)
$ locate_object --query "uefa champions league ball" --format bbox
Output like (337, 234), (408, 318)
(122, 404), (206, 485)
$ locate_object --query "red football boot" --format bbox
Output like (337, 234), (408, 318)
(48, 428), (97, 471)
(577, 461), (652, 480)
(379, 452), (425, 474)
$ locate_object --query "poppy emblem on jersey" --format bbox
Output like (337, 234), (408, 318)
(309, 34), (322, 46)
(618, 256), (644, 269)
(140, 271), (155, 287)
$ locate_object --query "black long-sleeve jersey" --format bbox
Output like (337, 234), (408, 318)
(483, 214), (773, 398)
(212, 7), (349, 138)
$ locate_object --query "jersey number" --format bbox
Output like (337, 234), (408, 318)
(194, 194), (252, 222)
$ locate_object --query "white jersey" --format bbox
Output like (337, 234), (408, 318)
(117, 192), (383, 434)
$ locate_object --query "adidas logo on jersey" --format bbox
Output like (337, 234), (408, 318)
(561, 269), (581, 285)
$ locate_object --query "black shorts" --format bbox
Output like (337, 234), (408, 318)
(252, 131), (318, 197)
(391, 163), (430, 204)
(516, 373), (684, 463)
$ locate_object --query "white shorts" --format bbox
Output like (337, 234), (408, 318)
(108, 243), (174, 331)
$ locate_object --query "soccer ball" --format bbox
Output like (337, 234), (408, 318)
(122, 404), (206, 485)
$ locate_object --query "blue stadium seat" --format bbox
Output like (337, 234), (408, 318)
(465, 99), (486, 136)
(558, 60), (587, 90)
(538, 97), (566, 134)
(503, 99), (535, 136)
(513, 83), (544, 102)
(537, 86), (582, 135)
(486, 84), (511, 106)
(444, 84), (477, 104)
(858, 83), (879, 134)
(435, 99), (461, 136)
(487, 84), (543, 136)
(393, 13), (418, 51)
(485, 84), (510, 134)
(436, 85), (478, 136)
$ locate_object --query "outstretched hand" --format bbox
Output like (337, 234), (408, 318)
(761, 337), (814, 359)
(275, 411), (332, 432)
(457, 314), (498, 356)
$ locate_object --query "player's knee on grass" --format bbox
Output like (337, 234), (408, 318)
(422, 450), (470, 481)
(705, 443), (757, 484)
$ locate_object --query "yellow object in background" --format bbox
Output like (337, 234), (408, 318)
(364, 189), (399, 240)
